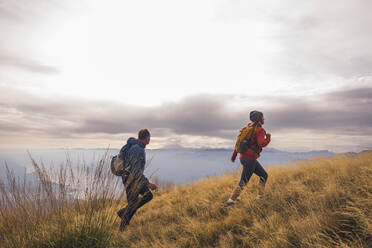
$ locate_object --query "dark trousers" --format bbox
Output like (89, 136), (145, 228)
(239, 158), (268, 188)
(119, 176), (153, 225)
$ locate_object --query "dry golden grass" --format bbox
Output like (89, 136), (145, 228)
(1, 151), (371, 248)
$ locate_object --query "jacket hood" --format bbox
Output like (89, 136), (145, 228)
(126, 137), (146, 148)
(126, 137), (139, 145)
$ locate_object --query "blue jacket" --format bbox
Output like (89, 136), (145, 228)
(122, 137), (149, 184)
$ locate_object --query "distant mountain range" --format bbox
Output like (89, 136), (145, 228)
(1, 147), (337, 184)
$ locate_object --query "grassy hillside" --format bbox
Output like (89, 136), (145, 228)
(1, 152), (371, 248)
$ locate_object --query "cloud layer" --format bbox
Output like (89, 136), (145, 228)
(0, 54), (60, 74)
(0, 1), (371, 152)
(1, 84), (371, 150)
(271, 0), (372, 79)
(263, 87), (372, 134)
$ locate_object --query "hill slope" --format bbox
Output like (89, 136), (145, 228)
(1, 152), (371, 248)
(112, 152), (372, 248)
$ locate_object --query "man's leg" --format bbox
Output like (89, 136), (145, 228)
(124, 185), (153, 222)
(118, 174), (133, 218)
(119, 179), (142, 231)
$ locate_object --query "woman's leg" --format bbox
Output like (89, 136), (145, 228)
(253, 160), (268, 198)
(239, 158), (256, 188)
(228, 158), (255, 204)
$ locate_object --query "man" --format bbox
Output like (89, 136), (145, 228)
(226, 111), (271, 205)
(117, 128), (157, 231)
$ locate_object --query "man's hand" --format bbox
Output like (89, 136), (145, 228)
(147, 182), (157, 190)
(266, 133), (271, 139)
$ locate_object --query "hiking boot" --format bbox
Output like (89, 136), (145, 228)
(117, 208), (125, 218)
(225, 198), (235, 206)
(119, 211), (132, 232)
(119, 218), (129, 232)
(117, 206), (129, 218)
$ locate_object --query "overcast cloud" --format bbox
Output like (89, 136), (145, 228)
(271, 0), (372, 80)
(0, 54), (60, 74)
(0, 0), (371, 152)
(215, 0), (372, 82)
(1, 84), (371, 151)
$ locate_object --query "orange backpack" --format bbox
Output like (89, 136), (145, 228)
(234, 124), (257, 154)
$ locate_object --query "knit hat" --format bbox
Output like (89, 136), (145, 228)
(250, 111), (263, 123)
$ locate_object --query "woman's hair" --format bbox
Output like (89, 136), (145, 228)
(138, 128), (150, 140)
(250, 111), (263, 123)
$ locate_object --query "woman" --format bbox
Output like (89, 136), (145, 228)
(227, 111), (271, 205)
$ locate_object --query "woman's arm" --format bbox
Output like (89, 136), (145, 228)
(257, 128), (271, 147)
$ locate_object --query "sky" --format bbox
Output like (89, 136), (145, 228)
(0, 0), (371, 152)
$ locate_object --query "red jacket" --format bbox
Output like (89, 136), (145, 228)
(232, 123), (271, 161)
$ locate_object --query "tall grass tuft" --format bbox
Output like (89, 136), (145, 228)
(0, 150), (122, 248)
